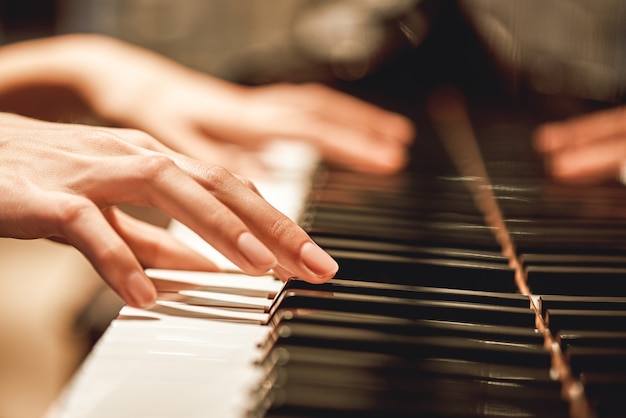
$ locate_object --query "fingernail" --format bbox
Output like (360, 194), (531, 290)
(238, 232), (277, 269)
(300, 242), (338, 278)
(127, 271), (157, 308)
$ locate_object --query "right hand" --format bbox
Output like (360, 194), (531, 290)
(0, 112), (338, 308)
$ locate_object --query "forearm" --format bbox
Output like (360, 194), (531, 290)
(0, 34), (233, 123)
(0, 34), (98, 95)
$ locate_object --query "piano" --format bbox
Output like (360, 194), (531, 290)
(48, 90), (626, 418)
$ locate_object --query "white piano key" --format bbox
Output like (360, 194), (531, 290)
(146, 269), (283, 298)
(50, 141), (320, 418)
(153, 301), (269, 323)
(162, 289), (272, 311)
(54, 314), (268, 418)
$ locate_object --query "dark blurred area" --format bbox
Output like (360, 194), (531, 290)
(1, 0), (624, 122)
(0, 0), (57, 41)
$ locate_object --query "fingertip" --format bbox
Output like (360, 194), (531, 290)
(300, 241), (338, 282)
(125, 271), (157, 308)
(533, 124), (562, 153)
(544, 153), (577, 181)
(353, 143), (411, 175)
(386, 113), (416, 145)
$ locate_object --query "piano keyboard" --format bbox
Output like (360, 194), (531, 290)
(50, 98), (626, 418)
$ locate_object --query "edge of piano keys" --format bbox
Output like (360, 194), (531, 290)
(44, 141), (319, 418)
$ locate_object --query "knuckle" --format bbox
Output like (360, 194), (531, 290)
(134, 154), (177, 180)
(238, 176), (257, 191)
(93, 239), (121, 266)
(202, 165), (233, 189)
(82, 129), (136, 154)
(52, 196), (123, 264)
(269, 216), (295, 241)
(53, 196), (95, 227)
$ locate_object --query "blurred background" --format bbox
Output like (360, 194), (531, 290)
(0, 1), (624, 417)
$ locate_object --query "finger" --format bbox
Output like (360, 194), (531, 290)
(272, 264), (296, 282)
(281, 114), (411, 174)
(68, 147), (278, 276)
(125, 156), (278, 275)
(181, 161), (338, 283)
(543, 134), (626, 183)
(534, 106), (626, 153)
(103, 206), (218, 271)
(45, 193), (157, 308)
(84, 150), (335, 282)
(289, 83), (415, 144)
(145, 121), (269, 175)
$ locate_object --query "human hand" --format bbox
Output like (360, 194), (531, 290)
(0, 112), (338, 308)
(77, 36), (414, 174)
(534, 106), (626, 184)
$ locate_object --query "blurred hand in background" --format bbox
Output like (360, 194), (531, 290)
(534, 105), (626, 184)
(0, 34), (415, 175)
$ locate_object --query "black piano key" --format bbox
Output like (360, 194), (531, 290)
(578, 372), (626, 418)
(254, 379), (567, 418)
(546, 309), (626, 334)
(262, 322), (550, 369)
(252, 361), (568, 418)
(306, 212), (499, 249)
(249, 320), (562, 418)
(310, 168), (474, 203)
(282, 278), (531, 309)
(568, 346), (626, 375)
(312, 236), (508, 264)
(259, 345), (554, 385)
(525, 265), (626, 296)
(269, 287), (536, 329)
(510, 223), (626, 254)
(266, 308), (544, 348)
(329, 249), (518, 291)
(539, 295), (626, 317)
(522, 253), (626, 268)
(279, 104), (626, 418)
(497, 185), (626, 223)
(307, 184), (479, 213)
(559, 330), (626, 350)
(304, 194), (459, 216)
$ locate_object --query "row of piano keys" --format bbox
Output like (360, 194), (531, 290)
(248, 106), (626, 417)
(53, 103), (626, 418)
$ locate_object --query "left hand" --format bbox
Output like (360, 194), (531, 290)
(81, 36), (415, 175)
(534, 105), (626, 184)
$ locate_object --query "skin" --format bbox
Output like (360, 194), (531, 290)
(0, 34), (415, 174)
(0, 34), (416, 308)
(0, 112), (340, 308)
(534, 105), (626, 184)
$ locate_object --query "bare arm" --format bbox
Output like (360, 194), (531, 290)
(0, 34), (415, 174)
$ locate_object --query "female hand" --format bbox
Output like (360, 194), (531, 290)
(0, 112), (338, 307)
(534, 105), (626, 184)
(55, 35), (415, 174)
(107, 79), (416, 175)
